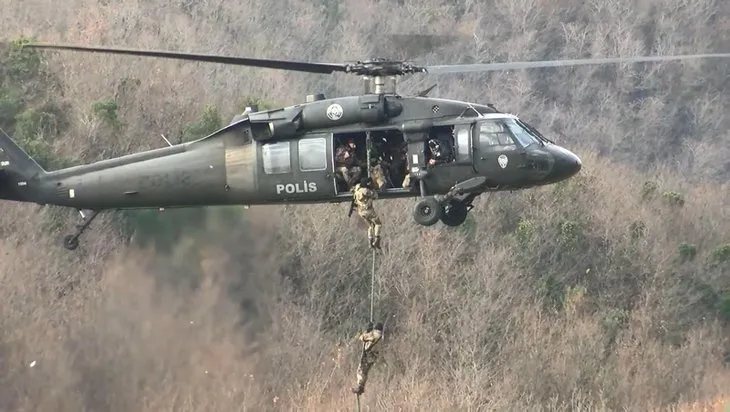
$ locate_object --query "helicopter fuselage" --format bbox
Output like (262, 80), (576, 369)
(2, 94), (581, 211)
(0, 94), (581, 250)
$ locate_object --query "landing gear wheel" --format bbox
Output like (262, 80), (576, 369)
(413, 197), (443, 226)
(63, 235), (79, 250)
(60, 209), (100, 251)
(441, 201), (469, 227)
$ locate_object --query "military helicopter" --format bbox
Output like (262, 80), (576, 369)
(2, 42), (729, 251)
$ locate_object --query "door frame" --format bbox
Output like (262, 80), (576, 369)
(291, 132), (335, 199)
(452, 122), (477, 171)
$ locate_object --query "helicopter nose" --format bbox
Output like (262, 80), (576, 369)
(547, 145), (582, 182)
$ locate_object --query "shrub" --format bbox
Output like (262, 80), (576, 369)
(678, 242), (697, 263)
(662, 191), (685, 207)
(181, 104), (222, 142)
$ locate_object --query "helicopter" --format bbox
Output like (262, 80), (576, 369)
(2, 42), (729, 251)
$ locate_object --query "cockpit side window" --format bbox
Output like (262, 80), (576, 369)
(478, 120), (516, 147)
(518, 119), (552, 144)
(504, 118), (540, 147)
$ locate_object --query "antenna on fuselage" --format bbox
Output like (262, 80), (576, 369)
(160, 134), (173, 147)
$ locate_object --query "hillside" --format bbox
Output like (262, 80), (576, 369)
(2, 1), (730, 410)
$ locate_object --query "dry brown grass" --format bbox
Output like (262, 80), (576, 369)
(2, 0), (730, 410)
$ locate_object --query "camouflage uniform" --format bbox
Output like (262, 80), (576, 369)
(395, 144), (412, 189)
(353, 178), (382, 249)
(369, 163), (388, 190)
(402, 172), (411, 189)
(352, 322), (383, 395)
(358, 322), (383, 351)
(352, 350), (378, 395)
(335, 141), (361, 188)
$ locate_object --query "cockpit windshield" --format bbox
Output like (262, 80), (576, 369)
(478, 120), (515, 146)
(503, 118), (541, 147)
(517, 119), (553, 144)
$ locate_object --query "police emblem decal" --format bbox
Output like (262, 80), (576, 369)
(498, 154), (508, 169)
(326, 103), (343, 121)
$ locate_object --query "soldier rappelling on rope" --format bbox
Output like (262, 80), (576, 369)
(352, 176), (382, 249)
(352, 321), (384, 395)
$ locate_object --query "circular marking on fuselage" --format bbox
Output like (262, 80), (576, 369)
(326, 103), (344, 121)
(498, 154), (508, 169)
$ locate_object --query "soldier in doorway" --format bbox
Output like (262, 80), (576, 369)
(335, 138), (362, 189)
(396, 143), (414, 190)
(353, 177), (382, 249)
(369, 162), (389, 190)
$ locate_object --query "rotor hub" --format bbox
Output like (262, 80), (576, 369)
(344, 57), (427, 77)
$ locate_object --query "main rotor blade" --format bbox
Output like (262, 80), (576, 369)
(385, 34), (464, 60)
(23, 43), (349, 74)
(425, 53), (730, 74)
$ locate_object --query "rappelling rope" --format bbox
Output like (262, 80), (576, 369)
(356, 248), (378, 412)
(370, 248), (376, 322)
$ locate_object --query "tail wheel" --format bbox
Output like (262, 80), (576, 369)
(441, 201), (469, 226)
(63, 235), (79, 250)
(413, 197), (443, 226)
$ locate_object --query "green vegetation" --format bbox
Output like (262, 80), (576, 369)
(678, 242), (697, 262)
(662, 190), (686, 207)
(238, 95), (277, 111)
(515, 217), (535, 247)
(711, 243), (730, 264)
(641, 180), (659, 200)
(91, 99), (121, 127)
(180, 103), (222, 142)
(0, 37), (74, 170)
(3, 37), (41, 82)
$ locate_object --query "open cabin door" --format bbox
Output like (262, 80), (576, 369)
(331, 129), (409, 196)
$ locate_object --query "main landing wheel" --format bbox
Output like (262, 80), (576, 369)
(441, 201), (469, 227)
(413, 196), (443, 226)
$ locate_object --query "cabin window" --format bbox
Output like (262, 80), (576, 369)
(455, 127), (470, 161)
(262, 141), (291, 174)
(478, 120), (515, 147)
(298, 137), (327, 171)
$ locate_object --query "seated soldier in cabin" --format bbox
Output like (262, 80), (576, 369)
(367, 136), (390, 190)
(376, 141), (408, 190)
(395, 144), (413, 189)
(427, 138), (445, 167)
(335, 138), (362, 189)
(370, 159), (389, 190)
(369, 132), (408, 190)
(427, 129), (455, 167)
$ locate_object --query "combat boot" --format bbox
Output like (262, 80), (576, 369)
(368, 237), (375, 248)
(372, 236), (381, 249)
